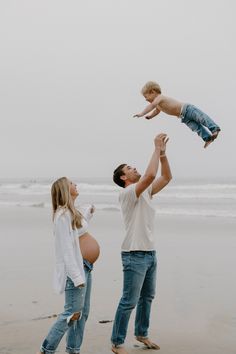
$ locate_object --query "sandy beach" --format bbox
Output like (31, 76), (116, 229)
(0, 0), (235, 353)
(0, 206), (236, 354)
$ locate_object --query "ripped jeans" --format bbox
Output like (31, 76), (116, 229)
(40, 262), (92, 354)
(66, 261), (92, 353)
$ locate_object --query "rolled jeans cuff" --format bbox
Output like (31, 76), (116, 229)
(66, 347), (80, 354)
(112, 343), (125, 348)
(40, 346), (54, 354)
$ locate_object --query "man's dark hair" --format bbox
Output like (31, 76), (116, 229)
(113, 164), (126, 188)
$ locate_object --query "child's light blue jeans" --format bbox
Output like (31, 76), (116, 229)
(180, 104), (220, 142)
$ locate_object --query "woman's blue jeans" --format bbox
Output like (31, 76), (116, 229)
(181, 104), (220, 142)
(111, 251), (157, 347)
(40, 261), (92, 354)
(66, 261), (92, 353)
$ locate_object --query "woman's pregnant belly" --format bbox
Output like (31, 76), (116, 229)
(79, 233), (100, 264)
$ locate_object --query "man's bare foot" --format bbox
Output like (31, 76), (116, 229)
(211, 129), (220, 140)
(111, 346), (128, 354)
(136, 336), (160, 350)
(204, 138), (214, 148)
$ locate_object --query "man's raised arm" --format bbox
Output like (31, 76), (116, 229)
(151, 136), (172, 196)
(135, 133), (167, 198)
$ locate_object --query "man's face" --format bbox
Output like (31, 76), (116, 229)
(122, 165), (141, 184)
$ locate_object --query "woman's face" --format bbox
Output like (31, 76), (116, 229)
(68, 180), (78, 199)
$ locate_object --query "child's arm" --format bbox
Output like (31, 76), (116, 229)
(134, 96), (161, 118)
(145, 108), (161, 120)
(133, 102), (156, 118)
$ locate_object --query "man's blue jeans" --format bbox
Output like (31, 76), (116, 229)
(111, 251), (157, 347)
(40, 261), (92, 354)
(181, 104), (220, 142)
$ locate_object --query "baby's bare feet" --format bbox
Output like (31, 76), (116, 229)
(204, 139), (214, 148)
(212, 129), (220, 140)
(136, 336), (160, 350)
(111, 346), (128, 354)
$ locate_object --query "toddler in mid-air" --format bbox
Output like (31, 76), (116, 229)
(134, 81), (221, 148)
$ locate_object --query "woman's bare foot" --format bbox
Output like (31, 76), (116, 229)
(136, 336), (160, 350)
(111, 346), (128, 354)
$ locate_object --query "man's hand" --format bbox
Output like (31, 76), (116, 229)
(160, 135), (169, 155)
(133, 113), (143, 118)
(154, 133), (167, 150)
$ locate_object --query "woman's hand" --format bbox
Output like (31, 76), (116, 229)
(78, 283), (85, 288)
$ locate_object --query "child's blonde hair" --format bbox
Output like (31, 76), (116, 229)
(51, 177), (82, 229)
(141, 81), (162, 95)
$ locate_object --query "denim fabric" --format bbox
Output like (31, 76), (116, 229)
(40, 277), (86, 354)
(83, 259), (94, 272)
(40, 260), (93, 354)
(180, 104), (220, 142)
(111, 251), (157, 347)
(66, 262), (92, 353)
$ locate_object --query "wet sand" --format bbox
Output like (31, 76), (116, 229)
(0, 207), (236, 354)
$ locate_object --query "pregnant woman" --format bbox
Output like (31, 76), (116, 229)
(67, 180), (100, 354)
(37, 177), (100, 354)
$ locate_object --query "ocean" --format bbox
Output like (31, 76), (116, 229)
(0, 177), (235, 218)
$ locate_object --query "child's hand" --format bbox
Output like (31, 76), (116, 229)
(133, 113), (143, 118)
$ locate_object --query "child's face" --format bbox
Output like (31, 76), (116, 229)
(144, 90), (157, 103)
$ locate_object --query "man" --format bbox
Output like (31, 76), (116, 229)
(111, 133), (172, 354)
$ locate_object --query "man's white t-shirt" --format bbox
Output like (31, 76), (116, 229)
(119, 183), (156, 251)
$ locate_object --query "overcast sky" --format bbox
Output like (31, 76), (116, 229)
(0, 0), (235, 179)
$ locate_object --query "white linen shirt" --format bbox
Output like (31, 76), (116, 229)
(119, 184), (156, 251)
(53, 208), (86, 294)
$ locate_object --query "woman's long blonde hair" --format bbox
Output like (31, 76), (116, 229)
(51, 177), (82, 229)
